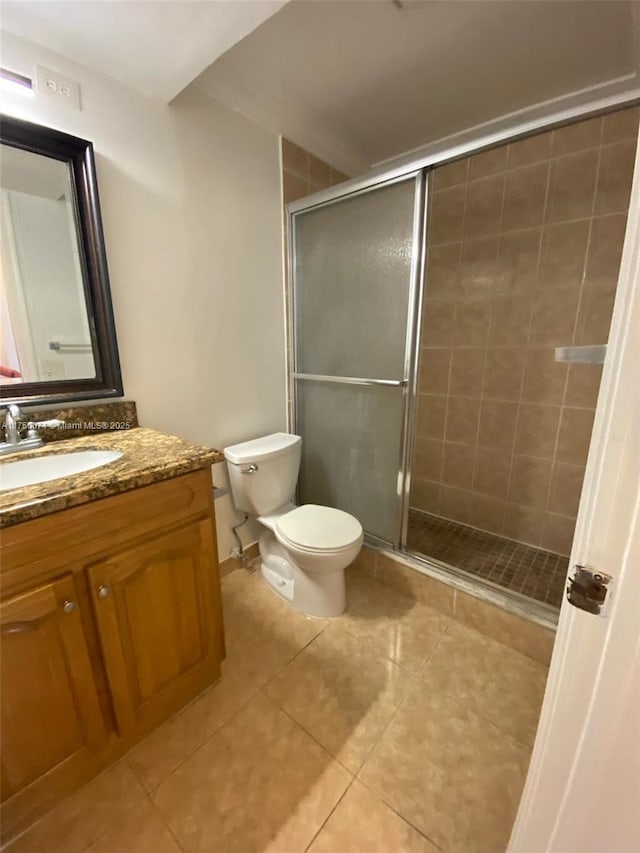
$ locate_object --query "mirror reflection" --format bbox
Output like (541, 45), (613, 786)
(0, 144), (96, 386)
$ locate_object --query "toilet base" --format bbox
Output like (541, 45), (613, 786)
(258, 529), (347, 618)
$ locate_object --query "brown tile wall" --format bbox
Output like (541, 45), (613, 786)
(413, 106), (639, 555)
(281, 139), (351, 427)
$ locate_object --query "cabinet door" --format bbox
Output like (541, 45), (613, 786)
(88, 520), (221, 735)
(1, 575), (107, 801)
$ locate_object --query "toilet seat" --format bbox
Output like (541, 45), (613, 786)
(274, 504), (362, 554)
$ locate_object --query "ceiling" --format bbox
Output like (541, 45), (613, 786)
(1, 0), (637, 174)
(0, 0), (288, 102)
(196, 0), (640, 173)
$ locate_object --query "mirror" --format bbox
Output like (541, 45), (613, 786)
(0, 116), (122, 406)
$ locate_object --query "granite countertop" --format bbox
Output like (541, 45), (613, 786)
(0, 427), (224, 528)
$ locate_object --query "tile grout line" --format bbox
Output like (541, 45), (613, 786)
(258, 619), (331, 694)
(127, 675), (263, 797)
(411, 385), (606, 410)
(422, 123), (633, 551)
(428, 202), (632, 249)
(504, 153), (550, 545)
(407, 508), (567, 608)
(76, 765), (149, 853)
(417, 615), (548, 748)
(431, 128), (631, 201)
(418, 667), (543, 753)
(356, 776), (447, 852)
(127, 616), (333, 826)
(542, 128), (605, 548)
(146, 794), (188, 853)
(348, 654), (425, 772)
(302, 777), (356, 853)
(271, 696), (359, 784)
(260, 589), (453, 787)
(122, 667), (235, 793)
(5, 758), (148, 853)
(479, 146), (510, 538)
(408, 505), (568, 556)
(257, 683), (386, 853)
(265, 569), (539, 848)
(378, 585), (545, 802)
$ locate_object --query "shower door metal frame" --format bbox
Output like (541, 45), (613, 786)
(288, 169), (428, 549)
(287, 93), (640, 558)
(287, 94), (639, 217)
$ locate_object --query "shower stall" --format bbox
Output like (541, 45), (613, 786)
(287, 105), (638, 616)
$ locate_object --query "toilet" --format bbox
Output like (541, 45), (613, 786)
(224, 432), (363, 617)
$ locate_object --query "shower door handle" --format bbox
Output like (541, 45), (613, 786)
(292, 373), (408, 388)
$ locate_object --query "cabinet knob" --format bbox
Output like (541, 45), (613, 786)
(62, 599), (76, 614)
(97, 585), (111, 599)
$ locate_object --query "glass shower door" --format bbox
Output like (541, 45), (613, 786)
(291, 173), (425, 546)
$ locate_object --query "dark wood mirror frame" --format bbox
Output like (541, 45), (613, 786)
(0, 115), (123, 407)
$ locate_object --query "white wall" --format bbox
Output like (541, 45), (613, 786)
(0, 31), (287, 557)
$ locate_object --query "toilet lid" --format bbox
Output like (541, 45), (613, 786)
(275, 504), (362, 551)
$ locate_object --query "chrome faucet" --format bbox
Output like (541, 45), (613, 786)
(4, 404), (21, 445)
(1, 405), (65, 457)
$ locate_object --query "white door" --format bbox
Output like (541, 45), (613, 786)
(509, 132), (640, 852)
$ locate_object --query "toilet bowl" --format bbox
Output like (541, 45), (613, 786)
(224, 433), (363, 617)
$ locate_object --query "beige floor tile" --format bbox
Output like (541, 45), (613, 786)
(337, 577), (451, 674)
(221, 567), (300, 643)
(128, 661), (259, 791)
(152, 692), (351, 852)
(375, 553), (456, 616)
(265, 624), (416, 773)
(421, 621), (548, 745)
(6, 761), (146, 853)
(348, 545), (377, 579)
(344, 566), (378, 604)
(359, 683), (531, 853)
(83, 799), (180, 852)
(308, 781), (438, 853)
(222, 569), (327, 686)
(454, 590), (555, 664)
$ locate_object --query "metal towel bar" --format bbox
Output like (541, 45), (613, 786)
(49, 341), (92, 352)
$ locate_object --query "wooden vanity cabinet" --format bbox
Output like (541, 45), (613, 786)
(0, 468), (224, 843)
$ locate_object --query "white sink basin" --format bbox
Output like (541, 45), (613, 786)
(0, 450), (123, 491)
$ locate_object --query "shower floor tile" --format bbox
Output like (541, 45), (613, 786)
(407, 510), (568, 610)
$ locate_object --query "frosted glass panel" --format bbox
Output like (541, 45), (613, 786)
(296, 381), (404, 542)
(294, 178), (416, 379)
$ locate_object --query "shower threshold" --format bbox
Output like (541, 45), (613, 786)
(407, 510), (568, 611)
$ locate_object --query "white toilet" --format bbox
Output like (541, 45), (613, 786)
(224, 432), (363, 617)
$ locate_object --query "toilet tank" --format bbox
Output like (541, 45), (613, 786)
(224, 433), (302, 515)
